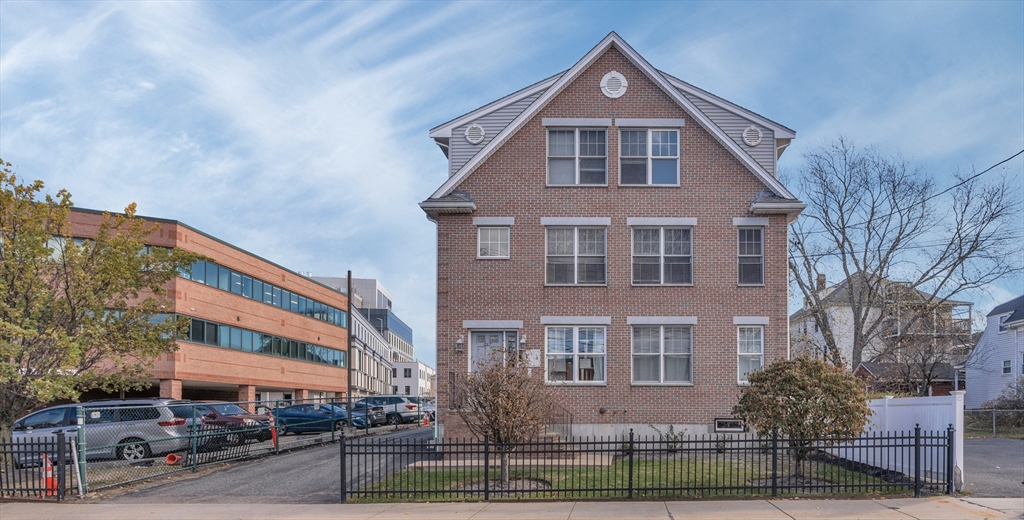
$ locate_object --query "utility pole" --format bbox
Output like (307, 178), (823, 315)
(346, 270), (354, 423)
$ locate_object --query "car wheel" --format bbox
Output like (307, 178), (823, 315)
(333, 420), (346, 432)
(117, 438), (151, 461)
(225, 431), (244, 446)
(277, 426), (288, 436)
(386, 414), (401, 426)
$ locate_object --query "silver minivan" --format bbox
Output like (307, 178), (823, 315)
(11, 398), (194, 466)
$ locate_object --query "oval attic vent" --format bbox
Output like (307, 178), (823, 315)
(600, 71), (628, 99)
(742, 125), (763, 147)
(465, 123), (486, 145)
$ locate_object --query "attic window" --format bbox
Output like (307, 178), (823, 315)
(742, 125), (763, 147)
(465, 124), (486, 145)
(600, 71), (627, 99)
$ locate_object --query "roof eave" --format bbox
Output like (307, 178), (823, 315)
(418, 200), (476, 222)
(750, 202), (806, 223)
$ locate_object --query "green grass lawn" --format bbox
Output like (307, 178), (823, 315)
(347, 457), (906, 503)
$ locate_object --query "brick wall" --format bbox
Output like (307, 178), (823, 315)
(435, 47), (791, 438)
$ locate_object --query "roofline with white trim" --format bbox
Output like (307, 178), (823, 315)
(428, 32), (797, 201)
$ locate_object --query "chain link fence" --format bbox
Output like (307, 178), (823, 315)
(964, 409), (1024, 438)
(6, 397), (430, 495)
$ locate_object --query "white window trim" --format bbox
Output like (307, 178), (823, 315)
(1003, 360), (1012, 375)
(477, 226), (510, 260)
(545, 226), (608, 286)
(631, 226), (694, 286)
(544, 325), (607, 385)
(737, 226), (765, 286)
(998, 314), (1010, 333)
(546, 127), (608, 186)
(737, 325), (764, 385)
(631, 324), (694, 386)
(619, 128), (680, 186)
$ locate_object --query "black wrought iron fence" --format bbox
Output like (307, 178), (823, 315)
(1, 432), (74, 500)
(341, 425), (954, 503)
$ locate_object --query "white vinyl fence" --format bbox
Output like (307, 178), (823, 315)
(830, 391), (964, 490)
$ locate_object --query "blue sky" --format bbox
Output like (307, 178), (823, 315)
(2, 1), (1022, 367)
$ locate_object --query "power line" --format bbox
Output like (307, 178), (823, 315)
(794, 149), (1024, 238)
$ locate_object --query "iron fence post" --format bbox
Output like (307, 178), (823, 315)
(914, 424), (921, 498)
(946, 424), (955, 495)
(190, 404), (199, 472)
(75, 406), (87, 495)
(339, 431), (347, 504)
(771, 428), (778, 497)
(275, 401), (281, 454)
(56, 431), (66, 501)
(628, 429), (634, 500)
(991, 410), (996, 438)
(483, 433), (490, 501)
(331, 402), (336, 443)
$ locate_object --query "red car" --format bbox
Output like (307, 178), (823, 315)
(191, 401), (273, 443)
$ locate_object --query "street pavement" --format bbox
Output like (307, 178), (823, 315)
(963, 438), (1024, 498)
(2, 497), (1022, 519)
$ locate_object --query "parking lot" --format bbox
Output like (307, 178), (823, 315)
(102, 426), (432, 503)
(962, 437), (1024, 498)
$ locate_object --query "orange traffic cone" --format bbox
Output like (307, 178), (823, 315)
(422, 414), (429, 426)
(269, 414), (279, 450)
(165, 453), (183, 465)
(40, 453), (57, 497)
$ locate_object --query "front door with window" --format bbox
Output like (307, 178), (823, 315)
(470, 330), (519, 371)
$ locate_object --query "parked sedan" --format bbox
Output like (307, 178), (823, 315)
(274, 404), (366, 434)
(191, 401), (273, 442)
(348, 402), (387, 427)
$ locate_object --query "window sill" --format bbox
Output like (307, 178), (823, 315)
(737, 284), (765, 287)
(631, 382), (694, 387)
(617, 183), (680, 188)
(476, 256), (510, 260)
(737, 381), (751, 386)
(545, 382), (607, 386)
(632, 283), (694, 287)
(546, 183), (609, 188)
(545, 283), (609, 287)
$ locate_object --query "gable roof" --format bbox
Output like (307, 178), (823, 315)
(790, 272), (973, 321)
(426, 32), (798, 202)
(987, 295), (1024, 325)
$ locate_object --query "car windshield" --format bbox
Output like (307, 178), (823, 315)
(207, 403), (249, 416)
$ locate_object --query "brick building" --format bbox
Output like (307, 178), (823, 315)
(69, 208), (350, 405)
(420, 33), (804, 439)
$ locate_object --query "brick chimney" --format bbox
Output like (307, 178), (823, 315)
(816, 274), (826, 292)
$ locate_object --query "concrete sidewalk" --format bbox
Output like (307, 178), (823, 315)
(1, 497), (1021, 520)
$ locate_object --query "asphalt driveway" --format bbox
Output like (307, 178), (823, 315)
(962, 437), (1024, 497)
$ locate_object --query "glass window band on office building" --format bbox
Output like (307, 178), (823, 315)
(632, 325), (693, 384)
(546, 326), (606, 384)
(181, 260), (348, 328)
(184, 316), (346, 367)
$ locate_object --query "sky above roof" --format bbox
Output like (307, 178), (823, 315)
(2, 1), (1022, 367)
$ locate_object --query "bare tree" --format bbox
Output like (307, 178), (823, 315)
(454, 354), (553, 487)
(789, 138), (1022, 369)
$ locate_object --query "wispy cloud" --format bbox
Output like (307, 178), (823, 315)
(2, 1), (1021, 365)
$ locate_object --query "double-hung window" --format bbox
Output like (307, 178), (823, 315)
(632, 325), (693, 384)
(620, 129), (679, 185)
(546, 227), (606, 285)
(478, 227), (510, 259)
(1004, 360), (1012, 374)
(546, 326), (606, 383)
(548, 129), (607, 185)
(738, 228), (764, 285)
(632, 227), (692, 284)
(737, 326), (764, 383)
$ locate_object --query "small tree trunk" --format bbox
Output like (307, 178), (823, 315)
(500, 451), (510, 486)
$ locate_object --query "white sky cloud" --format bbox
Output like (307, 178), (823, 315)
(2, 2), (1022, 367)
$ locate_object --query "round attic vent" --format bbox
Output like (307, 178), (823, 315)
(600, 71), (627, 98)
(742, 125), (763, 147)
(464, 123), (486, 145)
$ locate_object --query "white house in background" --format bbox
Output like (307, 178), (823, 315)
(392, 361), (435, 397)
(966, 295), (1024, 408)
